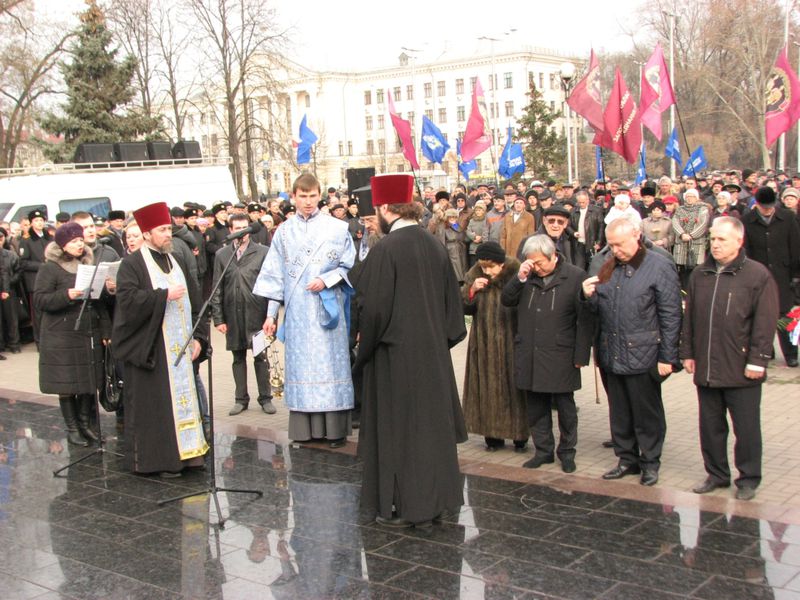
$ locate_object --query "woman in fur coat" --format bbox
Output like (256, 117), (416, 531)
(461, 241), (528, 451)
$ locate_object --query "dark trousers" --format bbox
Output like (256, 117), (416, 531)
(231, 349), (271, 406)
(697, 385), (762, 489)
(778, 328), (798, 363)
(0, 294), (20, 349)
(607, 372), (666, 470)
(526, 391), (578, 460)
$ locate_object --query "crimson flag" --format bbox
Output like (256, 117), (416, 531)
(461, 78), (492, 162)
(566, 50), (604, 134)
(765, 46), (800, 147)
(388, 90), (420, 170)
(598, 68), (642, 164)
(640, 43), (675, 141)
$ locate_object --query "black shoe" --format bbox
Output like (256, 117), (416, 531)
(375, 516), (414, 528)
(602, 463), (641, 480)
(513, 444), (528, 453)
(522, 454), (554, 469)
(601, 439), (614, 448)
(561, 458), (576, 473)
(9, 347), (20, 354)
(787, 358), (799, 367)
(66, 430), (88, 447)
(0, 354), (6, 360)
(692, 479), (730, 494)
(485, 445), (499, 452)
(159, 471), (183, 479)
(736, 487), (757, 501)
(640, 469), (659, 486)
(260, 401), (277, 414)
(329, 438), (346, 449)
(228, 403), (247, 416)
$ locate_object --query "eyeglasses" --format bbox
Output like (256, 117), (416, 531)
(545, 218), (568, 226)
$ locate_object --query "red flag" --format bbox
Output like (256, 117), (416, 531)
(461, 78), (492, 162)
(566, 50), (604, 134)
(765, 46), (800, 147)
(598, 68), (642, 164)
(640, 43), (675, 141)
(388, 90), (419, 170)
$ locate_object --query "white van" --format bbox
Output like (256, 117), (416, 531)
(0, 157), (239, 223)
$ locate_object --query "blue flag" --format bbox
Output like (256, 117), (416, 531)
(665, 126), (682, 169)
(420, 116), (450, 165)
(498, 127), (525, 179)
(457, 139), (476, 180)
(297, 114), (318, 165)
(682, 145), (707, 176)
(595, 146), (605, 181)
(634, 143), (647, 185)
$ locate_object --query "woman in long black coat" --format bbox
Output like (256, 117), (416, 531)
(34, 223), (110, 446)
(501, 234), (594, 472)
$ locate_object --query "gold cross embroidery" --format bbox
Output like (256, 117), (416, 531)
(170, 343), (182, 356)
(178, 395), (190, 408)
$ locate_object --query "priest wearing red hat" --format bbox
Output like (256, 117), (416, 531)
(112, 201), (209, 477)
(354, 173), (468, 528)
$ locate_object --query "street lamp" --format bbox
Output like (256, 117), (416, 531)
(559, 62), (576, 183)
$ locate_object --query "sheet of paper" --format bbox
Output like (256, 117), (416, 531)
(75, 264), (108, 299)
(99, 261), (121, 283)
(252, 330), (271, 356)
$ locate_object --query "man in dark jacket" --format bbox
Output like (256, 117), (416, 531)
(501, 234), (594, 473)
(211, 214), (274, 415)
(19, 209), (52, 345)
(582, 218), (682, 486)
(742, 186), (800, 367)
(570, 189), (605, 270)
(516, 205), (579, 266)
(0, 227), (21, 354)
(203, 202), (230, 298)
(681, 217), (779, 501)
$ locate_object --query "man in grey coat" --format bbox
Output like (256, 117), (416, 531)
(211, 213), (275, 415)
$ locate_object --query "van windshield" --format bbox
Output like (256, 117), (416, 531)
(60, 197), (112, 218)
(0, 203), (12, 221)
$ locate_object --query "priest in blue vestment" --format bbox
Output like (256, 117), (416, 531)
(254, 173), (356, 447)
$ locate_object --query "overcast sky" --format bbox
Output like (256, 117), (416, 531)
(45, 0), (645, 71)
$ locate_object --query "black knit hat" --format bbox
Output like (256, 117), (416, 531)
(475, 241), (506, 264)
(754, 186), (777, 206)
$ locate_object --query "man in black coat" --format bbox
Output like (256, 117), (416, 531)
(501, 234), (594, 473)
(19, 209), (52, 344)
(210, 214), (274, 415)
(681, 217), (779, 501)
(354, 173), (467, 528)
(742, 186), (800, 367)
(203, 202), (230, 298)
(570, 189), (605, 270)
(516, 205), (580, 266)
(582, 218), (682, 487)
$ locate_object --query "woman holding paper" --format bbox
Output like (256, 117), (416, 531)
(33, 222), (111, 446)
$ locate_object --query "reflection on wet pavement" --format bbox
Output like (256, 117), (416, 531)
(2, 397), (800, 599)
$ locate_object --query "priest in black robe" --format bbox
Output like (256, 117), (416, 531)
(112, 201), (208, 476)
(353, 174), (467, 528)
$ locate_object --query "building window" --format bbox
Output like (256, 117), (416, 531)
(406, 84), (414, 100)
(457, 106), (465, 122)
(504, 72), (512, 89)
(365, 116), (373, 130)
(488, 74), (498, 90)
(528, 72), (534, 86)
(364, 90), (372, 105)
(550, 101), (556, 113)
(470, 77), (477, 91)
(397, 163), (405, 172)
(456, 78), (464, 94)
(338, 141), (343, 156)
(367, 140), (375, 155)
(437, 81), (446, 96)
(393, 86), (401, 101)
(376, 89), (384, 104)
(438, 108), (447, 123)
(407, 111), (415, 127)
(305, 94), (311, 108)
(549, 73), (557, 90)
(476, 159), (482, 171)
(378, 139), (385, 154)
(424, 82), (432, 98)
(505, 101), (514, 117)
(539, 73), (544, 89)
(458, 130), (465, 140)
(424, 109), (433, 121)
(347, 141), (352, 156)
(200, 112), (206, 125)
(377, 115), (385, 129)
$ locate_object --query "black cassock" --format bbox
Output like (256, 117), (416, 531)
(112, 247), (206, 474)
(354, 223), (467, 524)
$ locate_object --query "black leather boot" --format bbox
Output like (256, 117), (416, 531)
(59, 396), (88, 447)
(76, 394), (100, 443)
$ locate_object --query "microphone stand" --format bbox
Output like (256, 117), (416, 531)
(54, 248), (122, 476)
(158, 237), (263, 528)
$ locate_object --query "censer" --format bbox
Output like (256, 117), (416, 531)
(268, 339), (284, 398)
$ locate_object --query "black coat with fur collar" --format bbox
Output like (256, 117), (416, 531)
(33, 243), (110, 395)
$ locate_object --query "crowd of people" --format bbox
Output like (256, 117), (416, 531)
(0, 165), (797, 523)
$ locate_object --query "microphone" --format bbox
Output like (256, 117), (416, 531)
(225, 221), (262, 241)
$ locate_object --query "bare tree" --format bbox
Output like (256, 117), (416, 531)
(0, 2), (73, 169)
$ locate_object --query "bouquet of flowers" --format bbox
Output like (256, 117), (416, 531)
(781, 306), (800, 347)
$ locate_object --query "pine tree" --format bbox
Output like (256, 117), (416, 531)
(39, 0), (162, 163)
(516, 83), (566, 178)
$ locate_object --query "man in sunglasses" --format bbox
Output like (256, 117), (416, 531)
(516, 205), (579, 266)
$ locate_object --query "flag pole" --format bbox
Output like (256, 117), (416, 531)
(674, 102), (697, 178)
(409, 165), (423, 201)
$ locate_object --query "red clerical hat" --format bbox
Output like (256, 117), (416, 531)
(133, 201), (171, 233)
(371, 174), (414, 206)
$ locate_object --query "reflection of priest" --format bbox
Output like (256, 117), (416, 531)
(254, 173), (355, 447)
(112, 202), (208, 476)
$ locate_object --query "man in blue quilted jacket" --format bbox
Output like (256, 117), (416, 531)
(582, 217), (682, 487)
